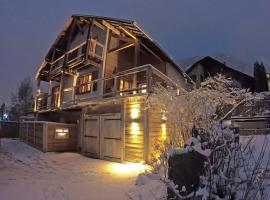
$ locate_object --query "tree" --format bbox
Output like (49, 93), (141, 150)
(0, 103), (6, 120)
(9, 77), (34, 120)
(254, 61), (269, 92)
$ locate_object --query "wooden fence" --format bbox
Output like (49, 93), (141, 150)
(20, 121), (78, 152)
(0, 121), (20, 138)
(231, 116), (270, 135)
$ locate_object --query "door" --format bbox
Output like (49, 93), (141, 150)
(100, 114), (122, 161)
(83, 113), (122, 162)
(84, 116), (100, 158)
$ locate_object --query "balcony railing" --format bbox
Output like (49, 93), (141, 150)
(35, 64), (179, 111)
(35, 92), (50, 111)
(50, 40), (104, 77)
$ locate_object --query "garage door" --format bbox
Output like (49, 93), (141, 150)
(84, 113), (122, 162)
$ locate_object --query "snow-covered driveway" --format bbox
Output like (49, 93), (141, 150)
(0, 139), (145, 200)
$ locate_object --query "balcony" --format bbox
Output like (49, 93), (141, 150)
(50, 40), (105, 78)
(35, 92), (50, 111)
(35, 64), (179, 111)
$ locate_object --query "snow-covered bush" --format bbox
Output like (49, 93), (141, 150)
(147, 74), (250, 172)
(190, 125), (270, 200)
(144, 75), (270, 199)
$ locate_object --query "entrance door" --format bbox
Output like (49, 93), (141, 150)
(84, 113), (122, 162)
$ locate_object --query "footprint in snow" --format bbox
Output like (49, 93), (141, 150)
(43, 184), (69, 200)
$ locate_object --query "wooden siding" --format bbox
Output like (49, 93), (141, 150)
(148, 106), (166, 161)
(19, 121), (78, 152)
(0, 122), (20, 138)
(20, 122), (44, 151)
(124, 97), (146, 162)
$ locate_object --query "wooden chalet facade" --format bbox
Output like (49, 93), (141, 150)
(35, 15), (192, 163)
(186, 56), (254, 90)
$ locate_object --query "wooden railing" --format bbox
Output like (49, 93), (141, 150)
(50, 40), (104, 77)
(35, 64), (180, 111)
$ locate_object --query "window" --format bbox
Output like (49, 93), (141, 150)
(77, 74), (92, 94)
(76, 71), (99, 94)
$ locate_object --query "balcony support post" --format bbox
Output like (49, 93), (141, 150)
(34, 79), (41, 112)
(133, 40), (140, 91)
(99, 27), (110, 97)
(85, 20), (93, 60)
(58, 20), (76, 109)
(147, 66), (152, 93)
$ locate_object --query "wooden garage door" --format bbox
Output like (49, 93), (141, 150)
(84, 114), (122, 162)
(100, 114), (121, 162)
(84, 116), (100, 158)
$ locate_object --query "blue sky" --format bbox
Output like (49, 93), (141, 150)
(0, 0), (269, 104)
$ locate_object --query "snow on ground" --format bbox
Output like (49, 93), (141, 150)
(129, 135), (270, 200)
(0, 139), (146, 200)
(240, 134), (270, 167)
(1, 136), (269, 200)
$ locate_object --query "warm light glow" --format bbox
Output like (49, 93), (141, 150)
(73, 73), (79, 87)
(55, 128), (69, 139)
(141, 84), (147, 93)
(120, 79), (124, 96)
(108, 162), (148, 175)
(131, 122), (139, 135)
(130, 104), (140, 119)
(161, 123), (167, 141)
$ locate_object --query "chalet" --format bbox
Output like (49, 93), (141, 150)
(34, 15), (193, 163)
(267, 73), (270, 90)
(186, 56), (254, 90)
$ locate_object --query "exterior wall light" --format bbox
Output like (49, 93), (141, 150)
(55, 128), (69, 139)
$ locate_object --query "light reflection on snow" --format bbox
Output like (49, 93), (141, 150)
(107, 162), (149, 175)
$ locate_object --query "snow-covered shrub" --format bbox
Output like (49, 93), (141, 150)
(143, 75), (270, 199)
(147, 74), (250, 173)
(193, 125), (269, 200)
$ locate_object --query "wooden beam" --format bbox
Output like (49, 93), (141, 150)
(108, 42), (135, 54)
(79, 17), (92, 25)
(102, 20), (120, 35)
(133, 40), (140, 90)
(119, 26), (137, 40)
(99, 28), (110, 96)
(85, 22), (92, 60)
(140, 42), (163, 62)
(134, 40), (140, 67)
(93, 20), (105, 30)
(58, 20), (76, 108)
(117, 35), (134, 43)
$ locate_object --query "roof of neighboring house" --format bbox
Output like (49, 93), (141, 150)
(186, 56), (254, 80)
(36, 14), (193, 84)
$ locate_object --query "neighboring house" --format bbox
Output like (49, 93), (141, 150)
(34, 15), (193, 163)
(186, 56), (254, 90)
(267, 73), (270, 90)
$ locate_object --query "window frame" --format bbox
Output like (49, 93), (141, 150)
(76, 71), (99, 95)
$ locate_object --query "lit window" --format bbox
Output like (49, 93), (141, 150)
(77, 74), (93, 94)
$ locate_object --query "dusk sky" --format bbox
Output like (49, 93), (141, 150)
(0, 0), (270, 105)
